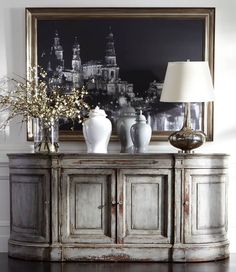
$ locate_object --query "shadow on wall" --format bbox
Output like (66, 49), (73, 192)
(5, 8), (25, 77)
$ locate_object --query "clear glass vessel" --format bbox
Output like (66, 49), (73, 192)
(33, 118), (59, 153)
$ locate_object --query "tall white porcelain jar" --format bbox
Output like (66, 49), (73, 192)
(83, 106), (112, 153)
(130, 110), (152, 153)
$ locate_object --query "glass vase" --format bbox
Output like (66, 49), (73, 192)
(33, 118), (59, 153)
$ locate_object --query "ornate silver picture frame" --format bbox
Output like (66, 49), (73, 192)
(26, 7), (215, 141)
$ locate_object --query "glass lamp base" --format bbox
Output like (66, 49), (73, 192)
(169, 126), (206, 153)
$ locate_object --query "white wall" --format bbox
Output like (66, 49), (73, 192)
(0, 0), (236, 253)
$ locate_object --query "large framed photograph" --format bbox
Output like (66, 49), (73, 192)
(26, 8), (215, 141)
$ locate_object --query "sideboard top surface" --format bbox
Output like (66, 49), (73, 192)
(7, 153), (229, 169)
(7, 152), (229, 158)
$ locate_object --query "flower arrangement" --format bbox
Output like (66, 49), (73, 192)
(0, 66), (89, 129)
(0, 66), (90, 152)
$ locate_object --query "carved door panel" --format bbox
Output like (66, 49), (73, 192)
(117, 169), (172, 244)
(183, 168), (228, 243)
(10, 169), (50, 242)
(61, 169), (116, 244)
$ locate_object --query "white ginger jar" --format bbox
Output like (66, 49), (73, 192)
(83, 106), (112, 153)
(130, 110), (152, 153)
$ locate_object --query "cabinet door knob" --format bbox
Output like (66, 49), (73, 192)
(111, 201), (123, 205)
(111, 201), (117, 206)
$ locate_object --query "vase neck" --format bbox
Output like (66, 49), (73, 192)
(182, 102), (192, 129)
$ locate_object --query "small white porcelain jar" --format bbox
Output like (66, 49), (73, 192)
(130, 110), (152, 153)
(83, 106), (112, 153)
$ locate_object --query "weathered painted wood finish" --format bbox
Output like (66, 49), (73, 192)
(118, 169), (172, 244)
(10, 168), (50, 243)
(61, 169), (116, 244)
(7, 153), (229, 262)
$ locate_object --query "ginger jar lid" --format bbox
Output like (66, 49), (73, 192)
(136, 110), (146, 123)
(120, 103), (136, 117)
(89, 106), (107, 118)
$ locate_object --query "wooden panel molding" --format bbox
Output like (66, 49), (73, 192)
(7, 153), (229, 262)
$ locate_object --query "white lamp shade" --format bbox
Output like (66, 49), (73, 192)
(160, 61), (214, 102)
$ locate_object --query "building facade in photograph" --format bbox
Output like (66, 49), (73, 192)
(45, 29), (134, 99)
(40, 28), (201, 131)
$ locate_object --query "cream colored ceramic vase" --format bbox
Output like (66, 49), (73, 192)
(116, 104), (136, 153)
(82, 106), (112, 153)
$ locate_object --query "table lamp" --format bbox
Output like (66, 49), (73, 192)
(160, 61), (214, 153)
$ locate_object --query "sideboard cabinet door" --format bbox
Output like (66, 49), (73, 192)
(117, 169), (172, 244)
(61, 169), (116, 244)
(183, 168), (228, 244)
(10, 169), (50, 243)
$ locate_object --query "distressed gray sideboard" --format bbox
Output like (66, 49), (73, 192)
(8, 153), (229, 262)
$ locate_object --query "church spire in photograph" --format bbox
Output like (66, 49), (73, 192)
(105, 27), (117, 66)
(72, 36), (82, 71)
(51, 30), (64, 62)
(49, 30), (64, 70)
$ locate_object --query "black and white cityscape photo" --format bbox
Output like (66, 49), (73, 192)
(37, 18), (204, 132)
